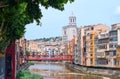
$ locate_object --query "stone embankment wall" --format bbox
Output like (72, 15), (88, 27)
(65, 62), (120, 77)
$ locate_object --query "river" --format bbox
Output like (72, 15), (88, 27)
(29, 62), (107, 79)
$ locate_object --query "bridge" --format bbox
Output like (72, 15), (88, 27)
(26, 55), (74, 61)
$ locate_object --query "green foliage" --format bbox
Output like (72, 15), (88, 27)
(26, 50), (30, 57)
(0, 0), (74, 53)
(16, 70), (43, 79)
(28, 61), (34, 65)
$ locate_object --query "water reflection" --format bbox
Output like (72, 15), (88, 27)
(29, 62), (102, 79)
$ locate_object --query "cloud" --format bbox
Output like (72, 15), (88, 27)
(116, 6), (120, 14)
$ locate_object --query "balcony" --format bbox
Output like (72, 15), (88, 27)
(98, 36), (109, 39)
(109, 41), (117, 44)
(86, 55), (93, 58)
(97, 49), (107, 52)
(109, 35), (117, 38)
(109, 47), (116, 50)
(96, 54), (106, 58)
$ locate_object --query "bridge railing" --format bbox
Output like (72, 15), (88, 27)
(25, 54), (74, 61)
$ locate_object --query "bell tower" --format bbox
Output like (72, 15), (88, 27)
(69, 12), (76, 25)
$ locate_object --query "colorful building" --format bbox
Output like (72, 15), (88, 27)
(28, 40), (39, 53)
(96, 31), (110, 67)
(96, 23), (120, 67)
(75, 24), (109, 66)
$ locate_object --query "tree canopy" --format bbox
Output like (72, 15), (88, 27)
(0, 0), (74, 52)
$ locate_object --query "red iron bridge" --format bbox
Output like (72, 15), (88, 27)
(26, 55), (74, 61)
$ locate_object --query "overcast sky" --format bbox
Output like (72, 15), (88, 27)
(25, 0), (120, 40)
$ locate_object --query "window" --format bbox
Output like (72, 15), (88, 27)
(109, 37), (117, 41)
(113, 51), (116, 56)
(98, 39), (109, 44)
(97, 58), (108, 65)
(105, 52), (109, 55)
(70, 19), (72, 23)
(109, 31), (117, 36)
(90, 59), (93, 64)
(73, 19), (74, 22)
(98, 45), (107, 49)
(109, 44), (117, 48)
(64, 31), (66, 35)
(114, 59), (116, 65)
(87, 33), (90, 36)
(91, 54), (93, 56)
(91, 27), (94, 30)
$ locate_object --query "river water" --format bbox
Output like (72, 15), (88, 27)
(29, 62), (105, 79)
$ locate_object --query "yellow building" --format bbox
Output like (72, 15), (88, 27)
(116, 46), (120, 68)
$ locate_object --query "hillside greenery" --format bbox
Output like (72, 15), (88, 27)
(34, 36), (62, 42)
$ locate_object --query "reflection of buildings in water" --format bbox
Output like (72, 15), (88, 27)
(29, 63), (98, 79)
(81, 76), (84, 79)
(67, 74), (73, 79)
(30, 69), (90, 79)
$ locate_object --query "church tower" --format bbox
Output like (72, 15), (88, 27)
(62, 13), (77, 41)
(69, 13), (76, 25)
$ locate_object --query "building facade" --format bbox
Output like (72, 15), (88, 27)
(96, 31), (110, 67)
(75, 24), (109, 66)
(96, 23), (120, 67)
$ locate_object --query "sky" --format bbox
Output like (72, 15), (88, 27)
(25, 0), (120, 40)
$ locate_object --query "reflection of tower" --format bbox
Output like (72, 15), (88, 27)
(48, 49), (51, 58)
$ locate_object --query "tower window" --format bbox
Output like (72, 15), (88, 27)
(71, 19), (72, 23)
(73, 19), (74, 22)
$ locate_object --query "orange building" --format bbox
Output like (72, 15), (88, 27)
(68, 38), (75, 55)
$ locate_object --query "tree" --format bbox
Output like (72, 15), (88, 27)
(0, 0), (74, 53)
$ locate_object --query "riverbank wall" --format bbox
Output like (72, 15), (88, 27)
(65, 62), (120, 78)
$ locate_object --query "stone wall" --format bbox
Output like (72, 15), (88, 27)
(65, 62), (120, 77)
(0, 57), (5, 79)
